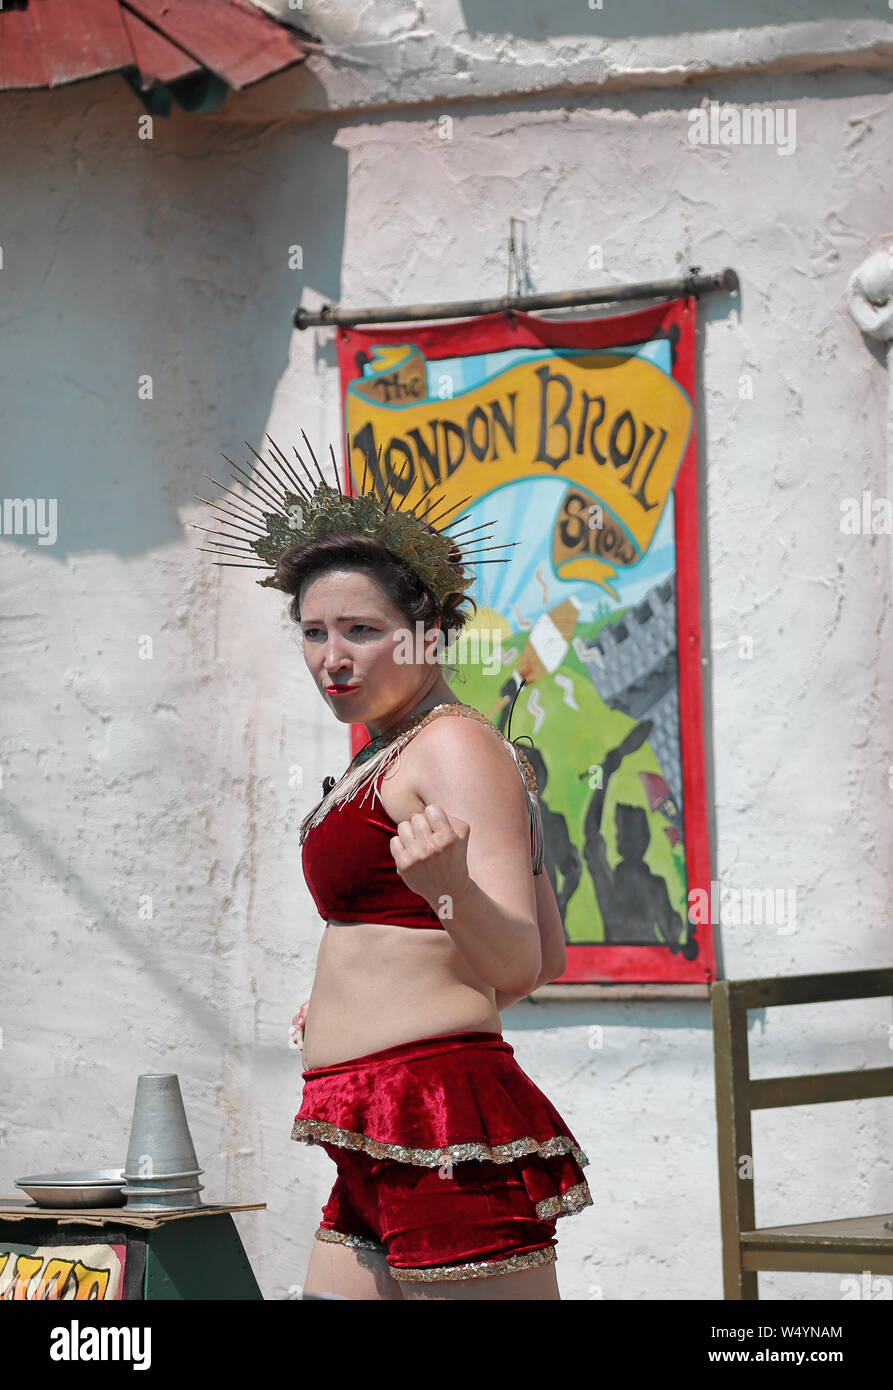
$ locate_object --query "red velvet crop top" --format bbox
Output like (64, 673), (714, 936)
(302, 769), (446, 929)
(301, 741), (542, 929)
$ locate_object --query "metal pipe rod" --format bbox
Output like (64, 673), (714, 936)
(293, 266), (739, 330)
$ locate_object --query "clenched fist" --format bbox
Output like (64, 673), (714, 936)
(389, 804), (471, 911)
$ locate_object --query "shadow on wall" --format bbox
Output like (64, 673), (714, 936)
(1, 62), (346, 561)
(459, 0), (870, 39)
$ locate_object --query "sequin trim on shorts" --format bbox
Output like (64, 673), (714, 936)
(534, 1180), (594, 1221)
(291, 1117), (589, 1169)
(389, 1244), (557, 1282)
(314, 1226), (386, 1254)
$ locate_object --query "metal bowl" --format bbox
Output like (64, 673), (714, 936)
(15, 1168), (126, 1208)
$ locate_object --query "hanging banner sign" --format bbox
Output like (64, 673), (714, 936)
(335, 301), (712, 984)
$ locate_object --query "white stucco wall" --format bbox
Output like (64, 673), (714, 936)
(2, 2), (892, 1300)
(250, 0), (893, 114)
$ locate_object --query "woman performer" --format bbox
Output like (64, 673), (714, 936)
(197, 436), (593, 1300)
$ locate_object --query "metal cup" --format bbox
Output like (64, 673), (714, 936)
(123, 1074), (203, 1207)
(121, 1180), (205, 1211)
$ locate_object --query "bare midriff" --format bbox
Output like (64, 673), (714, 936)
(301, 921), (502, 1069)
(300, 717), (502, 1070)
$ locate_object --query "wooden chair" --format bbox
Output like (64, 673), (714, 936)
(711, 967), (893, 1298)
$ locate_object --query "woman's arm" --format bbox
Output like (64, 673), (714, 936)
(494, 871), (568, 1010)
(392, 715), (542, 997)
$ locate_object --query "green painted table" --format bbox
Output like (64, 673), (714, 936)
(0, 1198), (266, 1299)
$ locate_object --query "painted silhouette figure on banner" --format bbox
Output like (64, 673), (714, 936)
(582, 721), (698, 959)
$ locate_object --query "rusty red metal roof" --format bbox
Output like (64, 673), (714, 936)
(122, 8), (205, 89)
(0, 0), (314, 94)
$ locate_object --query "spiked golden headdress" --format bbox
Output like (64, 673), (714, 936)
(192, 431), (517, 606)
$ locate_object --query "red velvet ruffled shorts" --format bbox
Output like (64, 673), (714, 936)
(291, 1030), (593, 1283)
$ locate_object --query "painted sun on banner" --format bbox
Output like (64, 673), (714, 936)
(336, 301), (712, 984)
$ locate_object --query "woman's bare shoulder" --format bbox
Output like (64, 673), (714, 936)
(407, 704), (511, 757)
(407, 705), (538, 791)
(400, 704), (525, 801)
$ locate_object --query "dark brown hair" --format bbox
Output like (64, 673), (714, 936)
(273, 531), (477, 634)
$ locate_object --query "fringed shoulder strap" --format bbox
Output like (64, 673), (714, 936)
(300, 701), (545, 875)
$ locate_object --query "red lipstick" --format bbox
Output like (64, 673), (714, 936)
(326, 684), (359, 695)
